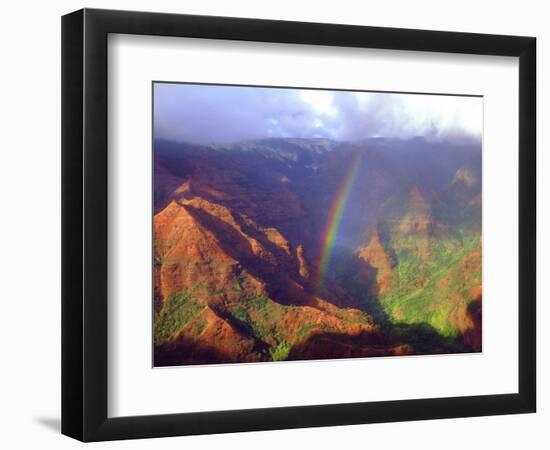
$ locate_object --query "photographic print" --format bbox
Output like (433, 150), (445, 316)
(153, 82), (482, 367)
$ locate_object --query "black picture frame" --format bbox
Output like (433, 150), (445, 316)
(61, 8), (536, 442)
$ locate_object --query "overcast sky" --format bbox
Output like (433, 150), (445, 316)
(153, 82), (482, 144)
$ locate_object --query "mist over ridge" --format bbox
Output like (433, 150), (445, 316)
(154, 83), (483, 146)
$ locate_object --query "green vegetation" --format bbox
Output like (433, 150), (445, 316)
(227, 295), (285, 344)
(195, 319), (207, 337)
(154, 291), (203, 345)
(269, 341), (291, 361)
(249, 295), (269, 310)
(231, 304), (249, 323)
(381, 233), (481, 337)
(295, 323), (317, 342)
(225, 293), (370, 361)
(232, 276), (244, 292)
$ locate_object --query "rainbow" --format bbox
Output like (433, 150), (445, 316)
(315, 150), (364, 294)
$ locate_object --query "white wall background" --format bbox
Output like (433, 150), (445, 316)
(0, 0), (545, 448)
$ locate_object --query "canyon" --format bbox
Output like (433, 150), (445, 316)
(153, 137), (482, 365)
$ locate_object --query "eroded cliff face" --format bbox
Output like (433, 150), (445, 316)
(356, 230), (395, 295)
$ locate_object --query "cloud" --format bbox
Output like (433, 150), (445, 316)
(153, 83), (482, 144)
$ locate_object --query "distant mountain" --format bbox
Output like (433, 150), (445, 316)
(153, 136), (482, 365)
